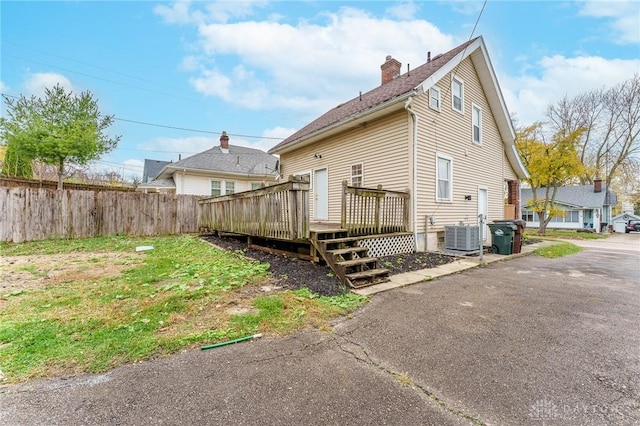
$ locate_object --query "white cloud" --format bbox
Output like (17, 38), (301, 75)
(153, 0), (199, 25)
(23, 73), (75, 98)
(0, 81), (9, 93)
(154, 0), (268, 25)
(136, 130), (282, 160)
(501, 55), (640, 125)
(447, 0), (486, 16)
(386, 1), (420, 20)
(579, 0), (640, 44)
(124, 158), (144, 169)
(186, 7), (453, 116)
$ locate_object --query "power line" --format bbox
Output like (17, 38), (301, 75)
(4, 54), (207, 105)
(113, 117), (284, 140)
(2, 40), (191, 97)
(1, 93), (285, 141)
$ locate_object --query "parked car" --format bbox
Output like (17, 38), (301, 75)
(625, 220), (640, 233)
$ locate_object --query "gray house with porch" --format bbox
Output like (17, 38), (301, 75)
(521, 179), (617, 233)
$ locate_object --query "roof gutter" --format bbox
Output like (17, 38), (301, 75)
(271, 92), (414, 155)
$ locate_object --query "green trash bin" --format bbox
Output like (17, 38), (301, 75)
(488, 223), (516, 255)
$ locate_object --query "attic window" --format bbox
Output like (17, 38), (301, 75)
(452, 76), (464, 113)
(429, 87), (441, 111)
(472, 104), (482, 144)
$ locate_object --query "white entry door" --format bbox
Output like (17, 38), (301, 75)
(478, 187), (488, 240)
(314, 168), (328, 220)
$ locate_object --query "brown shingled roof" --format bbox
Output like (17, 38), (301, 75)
(269, 37), (479, 154)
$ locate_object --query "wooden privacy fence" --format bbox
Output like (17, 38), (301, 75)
(341, 181), (410, 236)
(199, 176), (310, 241)
(0, 187), (201, 243)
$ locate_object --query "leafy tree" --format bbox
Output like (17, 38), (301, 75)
(516, 122), (585, 235)
(0, 85), (120, 189)
(1, 139), (33, 178)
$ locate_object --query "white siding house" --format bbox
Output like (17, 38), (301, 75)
(138, 132), (279, 196)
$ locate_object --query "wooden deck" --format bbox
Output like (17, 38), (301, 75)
(198, 177), (411, 288)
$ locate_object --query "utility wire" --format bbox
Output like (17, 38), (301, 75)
(1, 93), (284, 141)
(113, 118), (284, 140)
(2, 40), (190, 97)
(4, 54), (207, 105)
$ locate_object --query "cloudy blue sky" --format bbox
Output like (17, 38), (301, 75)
(1, 0), (639, 180)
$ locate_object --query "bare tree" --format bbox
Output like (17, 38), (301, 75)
(546, 74), (640, 188)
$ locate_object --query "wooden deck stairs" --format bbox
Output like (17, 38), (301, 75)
(310, 229), (389, 289)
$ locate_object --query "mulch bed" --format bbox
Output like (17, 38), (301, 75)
(202, 234), (457, 296)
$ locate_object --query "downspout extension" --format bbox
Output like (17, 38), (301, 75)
(404, 94), (419, 251)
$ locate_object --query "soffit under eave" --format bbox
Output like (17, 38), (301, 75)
(161, 166), (276, 180)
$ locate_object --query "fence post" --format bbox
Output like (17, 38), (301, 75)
(375, 184), (382, 234)
(341, 180), (348, 229)
(403, 188), (410, 232)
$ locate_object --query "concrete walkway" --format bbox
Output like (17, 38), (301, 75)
(355, 240), (557, 295)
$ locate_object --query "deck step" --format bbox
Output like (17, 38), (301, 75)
(327, 247), (368, 256)
(318, 237), (361, 245)
(346, 268), (390, 280)
(337, 257), (378, 267)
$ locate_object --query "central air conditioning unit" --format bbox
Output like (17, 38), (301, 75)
(445, 225), (480, 252)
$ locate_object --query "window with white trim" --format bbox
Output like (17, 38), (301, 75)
(550, 210), (580, 223)
(429, 87), (441, 111)
(211, 180), (236, 196)
(452, 76), (464, 113)
(251, 182), (263, 190)
(436, 154), (452, 202)
(211, 180), (222, 197)
(350, 163), (363, 187)
(522, 210), (537, 222)
(472, 104), (482, 144)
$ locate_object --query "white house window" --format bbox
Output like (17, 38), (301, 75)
(211, 180), (221, 197)
(251, 182), (263, 190)
(551, 210), (580, 223)
(225, 181), (235, 194)
(452, 77), (464, 113)
(350, 163), (363, 187)
(472, 104), (482, 144)
(522, 210), (537, 221)
(436, 154), (452, 202)
(429, 87), (441, 111)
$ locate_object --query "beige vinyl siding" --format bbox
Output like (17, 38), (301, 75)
(280, 110), (411, 222)
(413, 57), (519, 244)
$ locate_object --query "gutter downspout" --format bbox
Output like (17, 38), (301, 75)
(404, 93), (419, 251)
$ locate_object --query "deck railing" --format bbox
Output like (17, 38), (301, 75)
(199, 176), (310, 241)
(341, 181), (410, 236)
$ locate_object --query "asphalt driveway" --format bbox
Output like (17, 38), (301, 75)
(1, 235), (639, 425)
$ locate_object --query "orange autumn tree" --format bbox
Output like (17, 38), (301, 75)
(516, 122), (586, 235)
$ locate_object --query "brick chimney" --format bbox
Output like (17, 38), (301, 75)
(594, 178), (602, 193)
(220, 131), (229, 151)
(381, 55), (401, 85)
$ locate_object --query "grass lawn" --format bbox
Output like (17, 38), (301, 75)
(0, 235), (367, 384)
(524, 228), (609, 240)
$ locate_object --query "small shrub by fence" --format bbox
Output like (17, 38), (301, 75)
(0, 187), (201, 243)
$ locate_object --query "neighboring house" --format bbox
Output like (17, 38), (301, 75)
(142, 159), (170, 183)
(611, 212), (640, 233)
(138, 159), (172, 193)
(520, 179), (617, 233)
(268, 36), (527, 251)
(138, 132), (279, 195)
